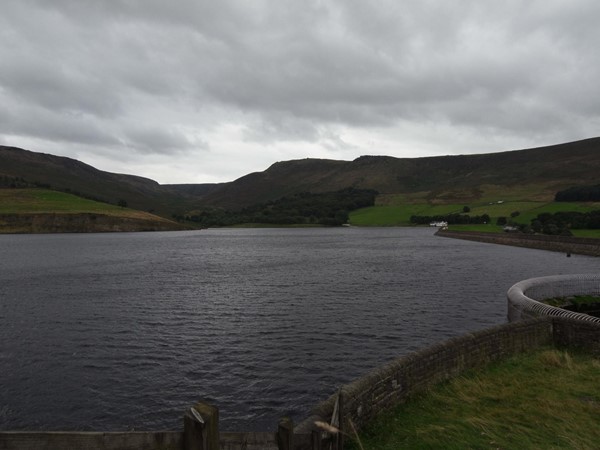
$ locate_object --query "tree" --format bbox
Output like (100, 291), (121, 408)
(117, 199), (128, 208)
(496, 216), (507, 226)
(462, 206), (471, 213)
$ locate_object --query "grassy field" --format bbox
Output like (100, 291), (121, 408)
(0, 188), (165, 220)
(350, 204), (467, 226)
(352, 348), (600, 450)
(349, 197), (600, 237)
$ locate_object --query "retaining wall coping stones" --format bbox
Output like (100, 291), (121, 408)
(507, 274), (600, 324)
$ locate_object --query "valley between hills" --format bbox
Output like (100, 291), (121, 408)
(1, 137), (600, 235)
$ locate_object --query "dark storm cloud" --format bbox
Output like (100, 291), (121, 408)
(1, 0), (599, 182)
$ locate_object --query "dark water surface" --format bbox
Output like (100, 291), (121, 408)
(1, 228), (599, 431)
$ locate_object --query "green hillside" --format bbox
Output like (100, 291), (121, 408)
(0, 189), (134, 214)
(2, 137), (600, 231)
(0, 189), (184, 233)
(196, 137), (600, 209)
(0, 145), (201, 218)
(349, 198), (600, 237)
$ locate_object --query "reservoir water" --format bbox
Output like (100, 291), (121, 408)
(1, 227), (599, 431)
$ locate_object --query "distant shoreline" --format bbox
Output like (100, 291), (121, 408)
(436, 229), (600, 257)
(0, 212), (185, 234)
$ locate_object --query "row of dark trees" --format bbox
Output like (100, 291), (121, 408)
(531, 211), (600, 235)
(555, 184), (600, 202)
(0, 175), (30, 188)
(182, 188), (379, 227)
(410, 213), (491, 225)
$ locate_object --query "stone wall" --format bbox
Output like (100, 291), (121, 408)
(296, 318), (555, 434)
(436, 229), (600, 257)
(507, 274), (600, 323)
(0, 431), (182, 450)
(295, 274), (600, 437)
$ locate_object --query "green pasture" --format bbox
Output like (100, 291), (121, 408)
(512, 201), (600, 224)
(571, 229), (600, 238)
(350, 196), (600, 236)
(0, 189), (129, 214)
(350, 204), (467, 226)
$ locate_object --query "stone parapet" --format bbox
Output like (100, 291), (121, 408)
(507, 274), (600, 323)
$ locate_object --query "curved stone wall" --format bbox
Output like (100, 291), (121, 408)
(507, 274), (600, 324)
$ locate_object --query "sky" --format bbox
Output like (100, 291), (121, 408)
(1, 1), (599, 184)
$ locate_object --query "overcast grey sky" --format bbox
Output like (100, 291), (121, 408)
(1, 1), (599, 184)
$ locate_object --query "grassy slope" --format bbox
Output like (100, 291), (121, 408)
(0, 188), (175, 222)
(354, 348), (600, 450)
(349, 192), (600, 237)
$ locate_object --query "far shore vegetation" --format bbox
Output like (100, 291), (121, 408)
(348, 197), (600, 238)
(350, 348), (600, 450)
(3, 185), (600, 238)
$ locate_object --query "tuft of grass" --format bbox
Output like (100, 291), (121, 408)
(538, 350), (573, 369)
(353, 348), (600, 450)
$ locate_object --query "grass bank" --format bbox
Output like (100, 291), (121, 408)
(0, 189), (183, 232)
(0, 189), (131, 214)
(352, 348), (600, 449)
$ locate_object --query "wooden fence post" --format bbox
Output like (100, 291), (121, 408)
(183, 402), (220, 450)
(277, 417), (294, 450)
(311, 430), (323, 450)
(331, 390), (344, 450)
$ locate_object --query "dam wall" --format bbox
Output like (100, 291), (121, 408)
(435, 229), (600, 257)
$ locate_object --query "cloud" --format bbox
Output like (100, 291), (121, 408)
(1, 0), (599, 183)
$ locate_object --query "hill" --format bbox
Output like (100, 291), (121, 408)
(0, 145), (199, 218)
(2, 137), (600, 221)
(0, 189), (185, 233)
(188, 137), (600, 209)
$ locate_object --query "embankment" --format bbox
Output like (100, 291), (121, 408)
(0, 213), (185, 233)
(436, 229), (600, 256)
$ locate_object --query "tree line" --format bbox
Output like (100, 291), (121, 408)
(555, 184), (600, 202)
(180, 188), (378, 227)
(531, 210), (600, 236)
(410, 213), (491, 225)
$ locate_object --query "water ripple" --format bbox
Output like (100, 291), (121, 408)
(1, 228), (600, 431)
